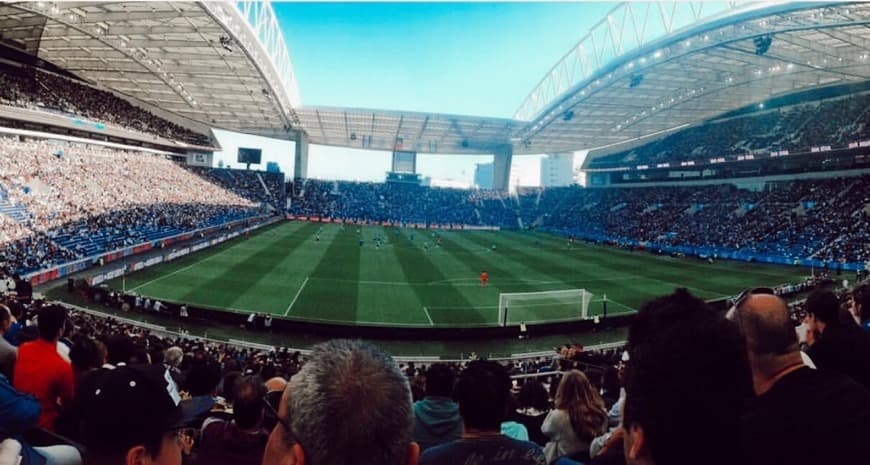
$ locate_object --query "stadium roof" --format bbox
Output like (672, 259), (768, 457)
(2, 2), (870, 157)
(296, 2), (870, 156)
(295, 106), (520, 154)
(0, 1), (301, 139)
(515, 1), (870, 156)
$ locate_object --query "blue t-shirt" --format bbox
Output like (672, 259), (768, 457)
(420, 435), (546, 465)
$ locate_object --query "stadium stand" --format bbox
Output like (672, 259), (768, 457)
(0, 137), (284, 275)
(527, 176), (869, 266)
(289, 174), (869, 267)
(290, 180), (482, 226)
(0, 63), (210, 146)
(588, 92), (870, 169)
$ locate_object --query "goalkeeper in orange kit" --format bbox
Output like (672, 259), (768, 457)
(480, 271), (489, 287)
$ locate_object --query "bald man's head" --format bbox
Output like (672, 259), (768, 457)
(265, 376), (287, 392)
(735, 294), (798, 357)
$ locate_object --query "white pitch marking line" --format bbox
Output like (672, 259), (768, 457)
(284, 276), (310, 316)
(422, 306), (435, 326)
(127, 252), (226, 292)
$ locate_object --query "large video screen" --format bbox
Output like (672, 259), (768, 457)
(237, 147), (262, 164)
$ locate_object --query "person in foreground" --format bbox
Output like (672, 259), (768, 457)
(541, 370), (607, 464)
(412, 364), (462, 452)
(622, 289), (750, 465)
(804, 289), (870, 389)
(262, 339), (419, 465)
(79, 364), (192, 465)
(419, 360), (545, 465)
(731, 291), (870, 465)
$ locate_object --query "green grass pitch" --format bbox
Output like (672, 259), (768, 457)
(110, 221), (807, 327)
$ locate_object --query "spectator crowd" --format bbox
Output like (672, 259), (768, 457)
(1, 136), (864, 279)
(289, 174), (868, 267)
(0, 64), (209, 146)
(590, 91), (870, 168)
(0, 137), (283, 275)
(1, 278), (869, 465)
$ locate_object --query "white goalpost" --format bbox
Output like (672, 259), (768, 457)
(497, 289), (593, 327)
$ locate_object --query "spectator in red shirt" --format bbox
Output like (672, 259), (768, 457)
(13, 305), (74, 431)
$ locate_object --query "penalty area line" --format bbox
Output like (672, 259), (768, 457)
(284, 277), (310, 316)
(422, 306), (434, 326)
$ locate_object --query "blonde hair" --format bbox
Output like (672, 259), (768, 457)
(554, 370), (608, 441)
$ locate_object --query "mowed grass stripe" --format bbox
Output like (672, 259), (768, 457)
(438, 233), (546, 293)
(462, 231), (593, 285)
(289, 224), (362, 323)
(399, 232), (503, 323)
(235, 224), (342, 315)
(511, 231), (801, 298)
(449, 231), (634, 322)
(462, 231), (666, 310)
(389, 229), (483, 325)
(355, 227), (431, 326)
(516, 230), (795, 285)
(529, 232), (732, 289)
(115, 222), (300, 291)
(433, 232), (559, 325)
(175, 222), (320, 310)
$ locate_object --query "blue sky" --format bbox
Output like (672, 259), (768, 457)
(215, 2), (614, 185)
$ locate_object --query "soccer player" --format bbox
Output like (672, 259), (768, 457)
(480, 271), (488, 287)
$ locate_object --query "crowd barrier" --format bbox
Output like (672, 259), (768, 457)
(60, 301), (625, 364)
(25, 215), (279, 286)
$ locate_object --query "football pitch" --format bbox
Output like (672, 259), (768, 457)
(110, 221), (807, 327)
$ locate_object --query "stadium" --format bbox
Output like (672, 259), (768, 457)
(0, 2), (869, 465)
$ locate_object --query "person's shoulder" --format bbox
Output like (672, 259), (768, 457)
(200, 416), (231, 441)
(750, 367), (870, 416)
(418, 440), (459, 465)
(501, 436), (543, 451)
(498, 437), (547, 464)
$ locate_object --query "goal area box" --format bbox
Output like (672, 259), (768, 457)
(498, 289), (593, 326)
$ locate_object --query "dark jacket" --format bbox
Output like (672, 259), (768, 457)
(412, 396), (463, 452)
(197, 418), (269, 465)
(808, 322), (870, 390)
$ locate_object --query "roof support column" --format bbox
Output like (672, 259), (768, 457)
(294, 132), (309, 180)
(492, 145), (512, 191)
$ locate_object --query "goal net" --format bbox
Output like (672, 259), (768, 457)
(497, 289), (593, 327)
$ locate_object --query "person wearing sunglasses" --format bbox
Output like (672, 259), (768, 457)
(732, 290), (870, 465)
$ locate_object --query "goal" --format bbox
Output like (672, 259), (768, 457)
(497, 289), (593, 327)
